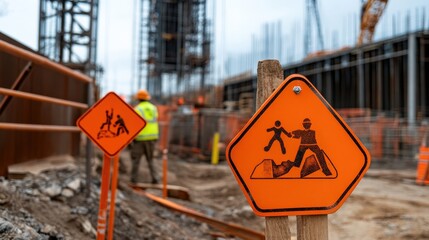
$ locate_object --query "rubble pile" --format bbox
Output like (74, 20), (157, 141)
(0, 165), (214, 240)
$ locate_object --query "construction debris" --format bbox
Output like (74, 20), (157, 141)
(0, 160), (229, 239)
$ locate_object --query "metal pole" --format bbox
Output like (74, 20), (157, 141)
(0, 123), (80, 131)
(0, 87), (88, 109)
(0, 62), (33, 116)
(0, 40), (92, 83)
(358, 50), (365, 108)
(408, 33), (416, 125)
(85, 81), (94, 197)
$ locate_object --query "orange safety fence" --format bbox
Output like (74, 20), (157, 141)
(168, 108), (251, 160)
(165, 106), (429, 166)
(0, 39), (93, 176)
(0, 40), (91, 132)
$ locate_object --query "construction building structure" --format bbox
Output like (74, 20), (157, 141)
(38, 0), (100, 80)
(224, 31), (429, 122)
(223, 30), (429, 162)
(136, 0), (211, 103)
(2, 0), (428, 174)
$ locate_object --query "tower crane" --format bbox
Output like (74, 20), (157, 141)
(358, 0), (389, 45)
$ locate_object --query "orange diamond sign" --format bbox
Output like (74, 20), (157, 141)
(226, 74), (371, 216)
(77, 92), (146, 156)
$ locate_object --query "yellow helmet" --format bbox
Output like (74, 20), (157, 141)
(136, 89), (151, 100)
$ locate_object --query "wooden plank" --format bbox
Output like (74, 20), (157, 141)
(265, 216), (292, 240)
(7, 155), (77, 179)
(256, 59), (291, 240)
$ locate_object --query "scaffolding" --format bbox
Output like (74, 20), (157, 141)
(137, 0), (211, 103)
(304, 0), (324, 56)
(38, 0), (100, 79)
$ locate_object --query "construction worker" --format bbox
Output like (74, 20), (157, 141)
(130, 89), (159, 184)
(291, 118), (332, 176)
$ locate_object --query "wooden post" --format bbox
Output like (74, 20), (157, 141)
(297, 215), (328, 240)
(257, 60), (291, 240)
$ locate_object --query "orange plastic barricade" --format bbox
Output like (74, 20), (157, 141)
(416, 146), (429, 185)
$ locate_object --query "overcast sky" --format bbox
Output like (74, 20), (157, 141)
(1, 0), (428, 97)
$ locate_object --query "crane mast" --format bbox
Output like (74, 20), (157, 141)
(358, 0), (389, 45)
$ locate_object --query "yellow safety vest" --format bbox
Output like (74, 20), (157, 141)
(134, 101), (159, 141)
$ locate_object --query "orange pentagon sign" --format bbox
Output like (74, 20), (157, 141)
(77, 92), (146, 156)
(226, 74), (371, 216)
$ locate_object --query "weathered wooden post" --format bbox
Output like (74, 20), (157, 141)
(256, 60), (292, 240)
(297, 215), (328, 240)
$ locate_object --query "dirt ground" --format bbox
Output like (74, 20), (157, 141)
(1, 149), (429, 239)
(122, 148), (429, 239)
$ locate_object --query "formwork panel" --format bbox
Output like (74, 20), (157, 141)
(0, 39), (87, 176)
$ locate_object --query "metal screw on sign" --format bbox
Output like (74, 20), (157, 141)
(293, 86), (302, 94)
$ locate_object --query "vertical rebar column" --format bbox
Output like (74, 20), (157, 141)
(85, 79), (95, 197)
(137, 0), (145, 89)
(38, 0), (45, 52)
(408, 33), (417, 125)
(176, 0), (183, 92)
(420, 37), (426, 118)
(358, 50), (365, 108)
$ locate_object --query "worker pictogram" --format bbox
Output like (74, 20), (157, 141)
(253, 117), (336, 179)
(77, 92), (146, 156)
(226, 74), (371, 216)
(97, 109), (130, 139)
(264, 120), (291, 154)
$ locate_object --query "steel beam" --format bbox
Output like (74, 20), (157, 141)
(408, 33), (417, 124)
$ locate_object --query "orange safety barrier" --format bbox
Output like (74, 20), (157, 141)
(416, 146), (429, 185)
(0, 39), (92, 132)
(0, 40), (92, 83)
